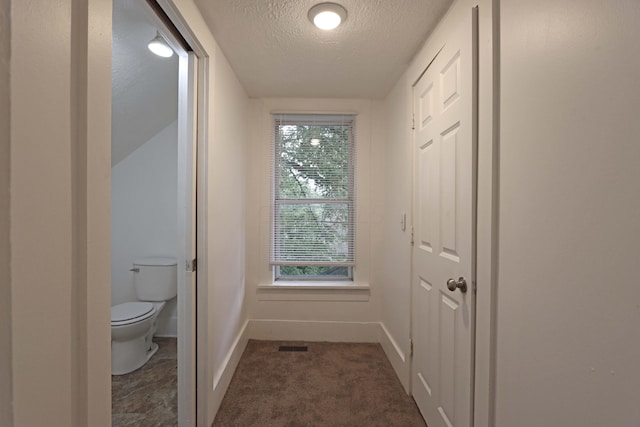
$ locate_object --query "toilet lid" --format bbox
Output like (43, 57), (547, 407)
(111, 302), (155, 324)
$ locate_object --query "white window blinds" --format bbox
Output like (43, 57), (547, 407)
(271, 113), (356, 266)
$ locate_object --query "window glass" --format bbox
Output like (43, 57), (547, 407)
(271, 114), (356, 280)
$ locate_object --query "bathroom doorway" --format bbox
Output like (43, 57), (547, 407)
(111, 0), (198, 424)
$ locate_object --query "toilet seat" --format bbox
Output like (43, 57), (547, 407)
(111, 302), (155, 326)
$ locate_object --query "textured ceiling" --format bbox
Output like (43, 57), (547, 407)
(112, 0), (178, 166)
(193, 0), (453, 99)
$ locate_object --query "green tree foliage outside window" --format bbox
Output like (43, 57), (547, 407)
(272, 114), (355, 279)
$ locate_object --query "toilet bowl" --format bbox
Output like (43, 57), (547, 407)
(111, 301), (166, 375)
(110, 257), (177, 375)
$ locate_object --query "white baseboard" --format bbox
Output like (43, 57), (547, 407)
(247, 319), (380, 343)
(379, 322), (410, 393)
(155, 315), (177, 337)
(154, 333), (177, 338)
(211, 320), (250, 417)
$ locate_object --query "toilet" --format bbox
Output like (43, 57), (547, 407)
(111, 256), (177, 375)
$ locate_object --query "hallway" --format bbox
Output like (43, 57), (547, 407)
(4, 0), (640, 426)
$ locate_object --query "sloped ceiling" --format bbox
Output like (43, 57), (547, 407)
(112, 0), (178, 166)
(193, 0), (453, 99)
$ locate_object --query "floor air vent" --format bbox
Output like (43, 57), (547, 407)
(278, 345), (308, 352)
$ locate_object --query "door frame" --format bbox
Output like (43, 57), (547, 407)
(406, 1), (498, 426)
(155, 1), (211, 424)
(176, 51), (198, 426)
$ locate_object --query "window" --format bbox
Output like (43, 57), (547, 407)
(271, 114), (356, 280)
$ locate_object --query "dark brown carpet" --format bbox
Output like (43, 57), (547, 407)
(112, 337), (177, 426)
(213, 340), (427, 427)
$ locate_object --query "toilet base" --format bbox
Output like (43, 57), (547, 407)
(112, 337), (160, 376)
(147, 342), (159, 361)
(111, 301), (167, 375)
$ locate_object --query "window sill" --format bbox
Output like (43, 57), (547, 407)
(256, 282), (370, 302)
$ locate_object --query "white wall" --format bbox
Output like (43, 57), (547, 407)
(245, 98), (384, 335)
(379, 74), (413, 391)
(496, 1), (640, 425)
(11, 4), (75, 421)
(0, 0), (12, 424)
(206, 39), (249, 421)
(111, 120), (179, 335)
(9, 0), (112, 425)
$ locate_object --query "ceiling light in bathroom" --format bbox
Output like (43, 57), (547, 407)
(148, 31), (174, 58)
(308, 3), (347, 31)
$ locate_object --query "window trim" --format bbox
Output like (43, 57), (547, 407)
(256, 282), (370, 302)
(270, 113), (356, 280)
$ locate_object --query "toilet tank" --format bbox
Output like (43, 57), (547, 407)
(133, 257), (178, 301)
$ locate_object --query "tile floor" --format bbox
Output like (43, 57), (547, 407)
(112, 337), (177, 427)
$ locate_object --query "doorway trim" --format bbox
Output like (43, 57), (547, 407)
(176, 50), (198, 427)
(471, 0), (499, 425)
(155, 1), (211, 425)
(133, 4), (200, 425)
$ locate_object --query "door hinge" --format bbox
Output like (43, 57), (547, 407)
(410, 227), (415, 246)
(410, 339), (414, 358)
(411, 113), (415, 130)
(187, 258), (197, 272)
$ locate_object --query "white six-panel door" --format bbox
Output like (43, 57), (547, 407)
(411, 6), (476, 427)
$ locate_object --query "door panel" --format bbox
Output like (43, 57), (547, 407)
(440, 125), (459, 261)
(177, 51), (197, 427)
(411, 6), (476, 427)
(418, 140), (436, 252)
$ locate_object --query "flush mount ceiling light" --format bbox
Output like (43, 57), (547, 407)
(147, 31), (174, 58)
(308, 2), (347, 31)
